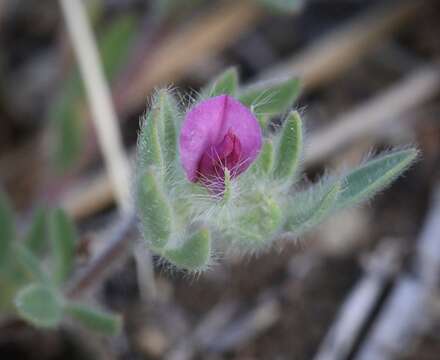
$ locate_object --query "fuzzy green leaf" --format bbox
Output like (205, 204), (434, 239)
(234, 195), (282, 247)
(252, 139), (274, 175)
(273, 111), (303, 182)
(0, 279), (20, 312)
(257, 0), (302, 13)
(65, 302), (122, 336)
(137, 168), (173, 250)
(50, 85), (84, 172)
(202, 67), (239, 98)
(157, 89), (179, 168)
(100, 14), (138, 82)
(15, 284), (62, 328)
(138, 105), (165, 172)
(238, 78), (300, 117)
(14, 245), (50, 285)
(164, 228), (211, 271)
(285, 181), (341, 234)
(336, 149), (418, 209)
(0, 191), (15, 266)
(256, 113), (270, 130)
(24, 208), (47, 254)
(49, 208), (77, 285)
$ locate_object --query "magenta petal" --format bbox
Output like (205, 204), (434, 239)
(179, 95), (262, 184)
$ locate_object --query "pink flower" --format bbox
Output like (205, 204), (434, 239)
(179, 95), (262, 189)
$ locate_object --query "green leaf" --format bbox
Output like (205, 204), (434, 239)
(24, 208), (47, 254)
(202, 67), (239, 98)
(256, 113), (270, 130)
(0, 190), (15, 266)
(238, 78), (300, 118)
(273, 111), (303, 182)
(251, 139), (274, 175)
(0, 278), (20, 312)
(257, 0), (302, 13)
(335, 149), (419, 209)
(49, 208), (77, 285)
(138, 89), (179, 181)
(137, 167), (173, 250)
(99, 14), (138, 82)
(234, 195), (282, 247)
(137, 105), (165, 172)
(14, 244), (50, 285)
(163, 228), (211, 271)
(157, 89), (179, 169)
(285, 180), (341, 234)
(50, 73), (85, 172)
(65, 302), (122, 336)
(15, 284), (62, 328)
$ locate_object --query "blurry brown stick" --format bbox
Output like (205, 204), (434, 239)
(59, 0), (131, 212)
(122, 0), (420, 113)
(356, 186), (440, 360)
(204, 294), (280, 353)
(119, 0), (262, 112)
(262, 0), (421, 90)
(415, 186), (440, 288)
(314, 187), (440, 360)
(306, 63), (440, 166)
(66, 212), (137, 298)
(166, 301), (240, 360)
(166, 291), (279, 360)
(59, 0), (155, 299)
(313, 242), (401, 360)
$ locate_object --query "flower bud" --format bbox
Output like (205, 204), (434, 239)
(179, 95), (262, 191)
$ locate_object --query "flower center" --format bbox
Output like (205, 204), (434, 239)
(198, 129), (242, 183)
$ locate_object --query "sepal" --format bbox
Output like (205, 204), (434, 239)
(273, 110), (303, 183)
(238, 78), (300, 118)
(137, 167), (173, 250)
(163, 227), (211, 271)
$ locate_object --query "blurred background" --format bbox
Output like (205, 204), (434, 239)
(1, 0), (440, 359)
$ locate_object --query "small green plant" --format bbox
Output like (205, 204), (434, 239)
(0, 191), (121, 335)
(135, 67), (418, 271)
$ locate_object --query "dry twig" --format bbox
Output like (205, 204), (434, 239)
(59, 0), (131, 211)
(120, 0), (262, 112)
(315, 185), (440, 360)
(313, 242), (402, 360)
(66, 212), (136, 298)
(262, 1), (422, 90)
(305, 64), (440, 166)
(59, 0), (155, 299)
(356, 185), (440, 359)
